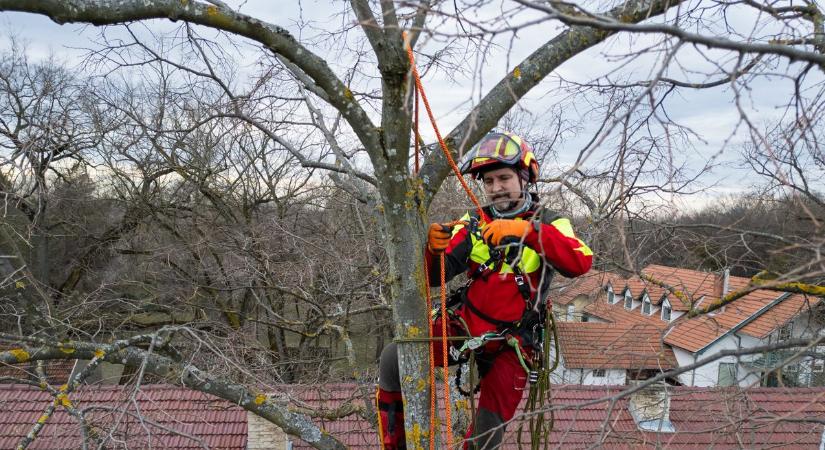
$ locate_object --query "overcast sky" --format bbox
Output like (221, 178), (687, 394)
(0, 1), (817, 211)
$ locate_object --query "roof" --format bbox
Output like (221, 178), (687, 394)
(560, 266), (822, 353)
(583, 297), (668, 328)
(0, 359), (75, 385)
(556, 322), (677, 370)
(552, 271), (616, 306)
(0, 384), (246, 449)
(2, 383), (823, 449)
(514, 384), (825, 449)
(641, 264), (721, 310)
(289, 383), (825, 449)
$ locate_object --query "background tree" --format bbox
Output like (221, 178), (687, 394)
(1, 0), (825, 448)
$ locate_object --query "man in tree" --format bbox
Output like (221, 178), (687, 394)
(377, 131), (593, 449)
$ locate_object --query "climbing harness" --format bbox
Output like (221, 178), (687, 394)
(403, 30), (561, 450)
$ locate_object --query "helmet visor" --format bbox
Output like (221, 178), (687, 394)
(467, 133), (522, 166)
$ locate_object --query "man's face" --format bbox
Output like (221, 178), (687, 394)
(481, 166), (524, 212)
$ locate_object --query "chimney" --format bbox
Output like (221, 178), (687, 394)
(628, 382), (675, 433)
(247, 410), (289, 449)
(722, 268), (730, 297)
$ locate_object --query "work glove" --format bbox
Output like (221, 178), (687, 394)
(427, 223), (453, 253)
(481, 219), (531, 247)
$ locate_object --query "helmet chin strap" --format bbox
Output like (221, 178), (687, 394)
(490, 185), (532, 219)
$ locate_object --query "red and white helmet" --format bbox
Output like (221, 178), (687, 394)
(460, 131), (540, 183)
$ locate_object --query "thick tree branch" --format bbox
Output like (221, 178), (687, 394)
(418, 0), (684, 207)
(0, 334), (347, 450)
(0, 0), (383, 163)
(516, 0), (825, 65)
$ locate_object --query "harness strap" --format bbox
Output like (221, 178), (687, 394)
(463, 295), (519, 329)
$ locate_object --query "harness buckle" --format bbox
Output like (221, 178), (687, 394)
(514, 274), (525, 286)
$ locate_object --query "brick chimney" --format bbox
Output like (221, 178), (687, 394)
(628, 382), (675, 433)
(247, 410), (289, 449)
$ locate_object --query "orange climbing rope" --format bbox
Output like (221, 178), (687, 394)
(403, 32), (489, 224)
(403, 30), (492, 450)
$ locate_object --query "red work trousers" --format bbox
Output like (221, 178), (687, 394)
(377, 316), (528, 449)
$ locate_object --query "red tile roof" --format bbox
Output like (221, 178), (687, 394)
(0, 344), (76, 385)
(556, 322), (677, 370)
(560, 266), (822, 353)
(583, 298), (667, 328)
(3, 383), (823, 449)
(291, 384), (825, 449)
(0, 384), (246, 449)
(0, 359), (75, 385)
(510, 384), (825, 449)
(642, 264), (721, 310)
(552, 271), (616, 306)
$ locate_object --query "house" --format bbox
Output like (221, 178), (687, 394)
(5, 382), (823, 449)
(552, 322), (677, 385)
(551, 265), (825, 388)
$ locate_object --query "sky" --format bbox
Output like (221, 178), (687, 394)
(0, 1), (818, 211)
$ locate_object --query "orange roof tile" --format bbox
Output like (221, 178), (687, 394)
(582, 294), (667, 329)
(551, 271), (618, 306)
(663, 315), (729, 352)
(0, 344), (75, 385)
(557, 322), (676, 370)
(564, 266), (822, 353)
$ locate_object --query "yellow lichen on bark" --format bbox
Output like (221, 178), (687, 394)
(255, 394), (267, 405)
(58, 345), (75, 355)
(56, 393), (72, 408)
(410, 423), (423, 450)
(8, 348), (29, 362)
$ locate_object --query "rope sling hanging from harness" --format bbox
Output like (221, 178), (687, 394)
(404, 29), (484, 450)
(404, 31), (561, 450)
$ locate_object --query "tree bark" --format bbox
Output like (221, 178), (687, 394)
(0, 1), (686, 448)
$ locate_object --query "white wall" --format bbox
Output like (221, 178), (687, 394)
(551, 358), (626, 385)
(583, 368), (626, 385)
(673, 334), (763, 387)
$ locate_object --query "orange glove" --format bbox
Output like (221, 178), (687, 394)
(427, 223), (453, 253)
(482, 219), (531, 247)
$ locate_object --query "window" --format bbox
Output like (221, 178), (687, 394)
(662, 305), (672, 321)
(607, 287), (615, 304)
(566, 305), (575, 322)
(593, 369), (606, 377)
(718, 363), (737, 387)
(777, 324), (792, 341)
(642, 299), (651, 315)
(582, 314), (590, 323)
(813, 360), (824, 373)
(624, 292), (633, 310)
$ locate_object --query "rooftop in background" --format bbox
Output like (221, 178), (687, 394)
(4, 383), (822, 449)
(0, 383), (247, 450)
(551, 266), (821, 353)
(0, 343), (75, 386)
(556, 322), (676, 370)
